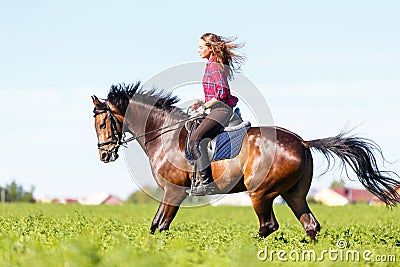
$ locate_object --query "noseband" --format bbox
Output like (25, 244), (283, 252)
(93, 105), (123, 153)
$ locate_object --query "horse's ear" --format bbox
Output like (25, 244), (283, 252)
(92, 95), (102, 106)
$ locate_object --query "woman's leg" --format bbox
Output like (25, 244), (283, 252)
(187, 106), (232, 195)
(188, 106), (232, 154)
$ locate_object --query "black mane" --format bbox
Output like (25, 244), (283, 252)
(106, 83), (140, 114)
(106, 82), (186, 117)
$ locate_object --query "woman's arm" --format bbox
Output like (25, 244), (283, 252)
(203, 98), (219, 109)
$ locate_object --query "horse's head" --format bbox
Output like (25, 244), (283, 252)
(92, 95), (124, 163)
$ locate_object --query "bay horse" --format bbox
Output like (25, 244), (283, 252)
(92, 82), (400, 239)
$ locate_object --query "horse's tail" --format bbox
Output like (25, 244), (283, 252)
(304, 131), (400, 206)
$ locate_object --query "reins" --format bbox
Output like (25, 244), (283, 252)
(94, 104), (205, 150)
(121, 113), (204, 145)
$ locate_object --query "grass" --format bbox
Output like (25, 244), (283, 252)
(0, 203), (399, 266)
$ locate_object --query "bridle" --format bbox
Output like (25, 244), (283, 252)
(93, 104), (124, 154)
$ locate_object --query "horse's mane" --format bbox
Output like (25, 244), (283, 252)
(106, 82), (187, 117)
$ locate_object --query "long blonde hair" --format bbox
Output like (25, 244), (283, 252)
(201, 33), (245, 80)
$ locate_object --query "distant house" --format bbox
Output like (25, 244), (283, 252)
(313, 188), (349, 206)
(370, 187), (400, 205)
(210, 192), (284, 206)
(313, 187), (379, 206)
(53, 198), (78, 204)
(211, 192), (252, 206)
(37, 197), (53, 204)
(331, 187), (378, 203)
(78, 193), (123, 206)
(103, 195), (124, 205)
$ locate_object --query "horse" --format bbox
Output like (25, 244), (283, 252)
(92, 82), (400, 239)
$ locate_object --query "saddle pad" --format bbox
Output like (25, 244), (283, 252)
(185, 121), (251, 164)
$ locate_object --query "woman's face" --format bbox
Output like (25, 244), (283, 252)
(198, 39), (212, 59)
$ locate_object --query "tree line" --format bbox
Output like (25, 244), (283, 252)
(0, 181), (35, 203)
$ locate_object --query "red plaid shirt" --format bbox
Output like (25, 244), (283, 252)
(202, 57), (238, 108)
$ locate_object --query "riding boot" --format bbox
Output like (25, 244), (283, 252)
(189, 141), (216, 196)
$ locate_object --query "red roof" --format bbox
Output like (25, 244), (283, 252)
(103, 195), (123, 205)
(332, 187), (378, 202)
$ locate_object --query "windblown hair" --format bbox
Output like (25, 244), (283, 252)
(106, 82), (185, 117)
(201, 33), (245, 80)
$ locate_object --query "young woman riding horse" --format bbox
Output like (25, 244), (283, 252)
(189, 33), (245, 195)
(92, 83), (400, 239)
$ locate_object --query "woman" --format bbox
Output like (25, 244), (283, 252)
(188, 33), (245, 195)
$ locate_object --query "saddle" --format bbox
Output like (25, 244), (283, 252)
(185, 108), (251, 164)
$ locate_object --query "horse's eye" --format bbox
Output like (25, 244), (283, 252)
(99, 123), (106, 129)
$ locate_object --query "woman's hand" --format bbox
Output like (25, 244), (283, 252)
(191, 100), (204, 110)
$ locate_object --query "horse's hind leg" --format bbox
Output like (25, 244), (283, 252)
(283, 194), (320, 239)
(250, 194), (279, 238)
(282, 152), (320, 239)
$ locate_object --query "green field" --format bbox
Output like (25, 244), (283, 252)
(0, 203), (399, 267)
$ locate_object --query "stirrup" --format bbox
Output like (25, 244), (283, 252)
(188, 183), (216, 196)
(186, 168), (216, 196)
(187, 173), (216, 196)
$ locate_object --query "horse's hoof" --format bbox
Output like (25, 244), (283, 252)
(306, 229), (317, 240)
(150, 227), (156, 235)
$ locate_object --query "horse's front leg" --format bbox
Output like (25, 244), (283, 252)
(157, 203), (180, 232)
(150, 186), (187, 233)
(150, 204), (163, 234)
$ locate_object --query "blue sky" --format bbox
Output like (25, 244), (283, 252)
(1, 1), (399, 199)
